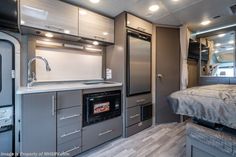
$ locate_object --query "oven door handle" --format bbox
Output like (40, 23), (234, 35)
(98, 129), (113, 136)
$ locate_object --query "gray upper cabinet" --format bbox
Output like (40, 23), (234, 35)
(21, 92), (57, 156)
(20, 0), (79, 36)
(79, 8), (114, 43)
(127, 13), (153, 34)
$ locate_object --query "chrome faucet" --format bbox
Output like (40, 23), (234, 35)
(27, 56), (51, 87)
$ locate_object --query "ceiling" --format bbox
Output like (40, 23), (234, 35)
(63, 0), (236, 33)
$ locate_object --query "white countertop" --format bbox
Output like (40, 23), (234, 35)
(17, 81), (122, 94)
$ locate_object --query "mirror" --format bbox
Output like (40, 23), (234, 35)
(200, 31), (235, 77)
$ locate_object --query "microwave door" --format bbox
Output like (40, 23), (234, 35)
(127, 35), (151, 96)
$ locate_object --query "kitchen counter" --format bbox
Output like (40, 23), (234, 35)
(16, 81), (122, 94)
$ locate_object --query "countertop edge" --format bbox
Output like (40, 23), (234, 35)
(16, 83), (123, 95)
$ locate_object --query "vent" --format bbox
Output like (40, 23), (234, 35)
(230, 4), (236, 15)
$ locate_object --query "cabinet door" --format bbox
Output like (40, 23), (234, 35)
(21, 92), (57, 156)
(79, 8), (114, 43)
(127, 13), (153, 34)
(20, 0), (78, 36)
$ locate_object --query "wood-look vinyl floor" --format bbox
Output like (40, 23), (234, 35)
(78, 122), (186, 157)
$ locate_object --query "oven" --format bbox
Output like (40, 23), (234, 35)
(83, 90), (121, 127)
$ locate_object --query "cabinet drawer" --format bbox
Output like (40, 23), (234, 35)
(126, 106), (140, 127)
(57, 138), (81, 157)
(82, 117), (122, 152)
(57, 90), (82, 109)
(79, 8), (114, 43)
(126, 94), (152, 108)
(20, 0), (79, 36)
(126, 119), (152, 137)
(57, 107), (81, 128)
(127, 13), (152, 34)
(57, 123), (81, 145)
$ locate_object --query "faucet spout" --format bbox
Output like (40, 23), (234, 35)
(27, 56), (51, 87)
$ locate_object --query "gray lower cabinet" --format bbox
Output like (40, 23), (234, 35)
(56, 90), (82, 157)
(82, 117), (122, 152)
(21, 92), (57, 157)
(125, 94), (152, 137)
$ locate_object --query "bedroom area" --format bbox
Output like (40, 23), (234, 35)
(0, 0), (236, 157)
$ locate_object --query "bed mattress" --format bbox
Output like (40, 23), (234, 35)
(168, 84), (236, 129)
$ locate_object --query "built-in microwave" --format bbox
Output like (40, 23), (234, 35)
(83, 90), (121, 127)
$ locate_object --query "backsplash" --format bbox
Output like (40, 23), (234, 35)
(35, 44), (104, 82)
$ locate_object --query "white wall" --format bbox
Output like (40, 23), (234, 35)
(35, 47), (103, 82)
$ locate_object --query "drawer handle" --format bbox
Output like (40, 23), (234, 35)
(136, 99), (146, 103)
(61, 130), (80, 138)
(130, 114), (140, 119)
(98, 129), (113, 136)
(60, 114), (80, 121)
(64, 146), (80, 153)
(137, 27), (146, 32)
(45, 25), (64, 32)
(94, 36), (105, 40)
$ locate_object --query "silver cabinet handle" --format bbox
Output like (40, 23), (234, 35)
(98, 129), (113, 136)
(61, 130), (80, 138)
(130, 114), (140, 119)
(136, 99), (146, 103)
(64, 146), (80, 153)
(137, 27), (146, 32)
(60, 114), (80, 121)
(94, 36), (105, 41)
(51, 96), (56, 116)
(45, 25), (64, 32)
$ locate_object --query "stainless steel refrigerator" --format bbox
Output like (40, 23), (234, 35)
(127, 31), (151, 96)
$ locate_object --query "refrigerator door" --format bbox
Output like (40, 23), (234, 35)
(0, 41), (13, 107)
(127, 33), (151, 96)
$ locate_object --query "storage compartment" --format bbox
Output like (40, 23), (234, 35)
(126, 119), (152, 137)
(126, 13), (152, 34)
(57, 138), (81, 157)
(126, 106), (140, 127)
(20, 0), (79, 36)
(79, 8), (114, 43)
(57, 123), (81, 145)
(57, 90), (82, 109)
(82, 116), (122, 152)
(141, 104), (152, 121)
(57, 107), (81, 128)
(126, 94), (152, 108)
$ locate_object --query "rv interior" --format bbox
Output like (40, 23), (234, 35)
(1, 0), (236, 157)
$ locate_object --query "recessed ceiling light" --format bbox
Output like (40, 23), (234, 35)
(79, 10), (87, 15)
(218, 33), (226, 37)
(93, 41), (99, 45)
(89, 0), (100, 3)
(201, 20), (211, 26)
(215, 43), (221, 47)
(172, 0), (179, 1)
(21, 20), (25, 25)
(45, 32), (53, 38)
(102, 32), (109, 36)
(149, 5), (159, 12)
(228, 40), (234, 44)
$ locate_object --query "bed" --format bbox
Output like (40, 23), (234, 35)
(168, 84), (236, 129)
(168, 84), (236, 157)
